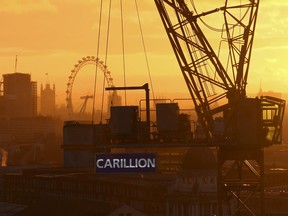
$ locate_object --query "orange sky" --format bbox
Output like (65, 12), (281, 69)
(0, 0), (287, 112)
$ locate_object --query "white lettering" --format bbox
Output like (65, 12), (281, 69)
(138, 158), (147, 168)
(113, 159), (120, 168)
(129, 158), (136, 168)
(96, 159), (104, 168)
(124, 159), (129, 168)
(96, 156), (156, 171)
(104, 159), (112, 168)
(120, 158), (124, 167)
(147, 158), (156, 168)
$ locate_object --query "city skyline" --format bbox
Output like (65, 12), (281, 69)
(0, 1), (287, 106)
(0, 2), (288, 215)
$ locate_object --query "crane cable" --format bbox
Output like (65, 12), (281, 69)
(91, 0), (104, 124)
(135, 0), (156, 101)
(190, 0), (223, 32)
(100, 0), (112, 124)
(95, 0), (155, 118)
(120, 0), (127, 105)
(190, 0), (250, 33)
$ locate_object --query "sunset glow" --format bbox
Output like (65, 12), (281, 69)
(0, 0), (287, 107)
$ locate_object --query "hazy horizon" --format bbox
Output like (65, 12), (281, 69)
(0, 1), (287, 112)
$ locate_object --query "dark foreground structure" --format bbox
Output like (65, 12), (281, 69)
(2, 147), (288, 215)
(3, 147), (219, 216)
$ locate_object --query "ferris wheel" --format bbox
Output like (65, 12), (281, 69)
(66, 56), (114, 115)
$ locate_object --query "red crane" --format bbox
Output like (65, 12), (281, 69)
(154, 0), (285, 215)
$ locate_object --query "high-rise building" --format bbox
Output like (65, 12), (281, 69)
(2, 73), (37, 117)
(40, 83), (55, 116)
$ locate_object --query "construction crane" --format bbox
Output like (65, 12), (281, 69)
(154, 0), (285, 215)
(79, 95), (93, 115)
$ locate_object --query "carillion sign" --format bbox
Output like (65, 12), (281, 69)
(95, 152), (156, 174)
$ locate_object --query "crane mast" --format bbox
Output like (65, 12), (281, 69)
(155, 0), (285, 215)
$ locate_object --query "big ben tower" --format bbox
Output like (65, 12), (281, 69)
(40, 81), (56, 116)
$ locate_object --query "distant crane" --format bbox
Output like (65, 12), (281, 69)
(79, 95), (93, 115)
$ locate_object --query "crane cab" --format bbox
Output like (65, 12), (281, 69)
(221, 96), (285, 146)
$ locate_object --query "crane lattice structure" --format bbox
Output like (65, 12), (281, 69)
(154, 0), (285, 215)
(79, 95), (94, 115)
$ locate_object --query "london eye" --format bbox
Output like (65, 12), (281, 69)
(66, 56), (114, 116)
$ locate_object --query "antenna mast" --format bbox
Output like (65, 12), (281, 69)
(14, 55), (18, 73)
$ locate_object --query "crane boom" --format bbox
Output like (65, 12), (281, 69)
(154, 0), (262, 141)
(155, 0), (285, 215)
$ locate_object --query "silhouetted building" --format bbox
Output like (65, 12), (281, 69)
(257, 83), (282, 99)
(2, 73), (37, 117)
(167, 147), (218, 215)
(0, 116), (55, 144)
(0, 97), (5, 116)
(3, 148), (218, 215)
(107, 90), (122, 112)
(40, 83), (55, 116)
(4, 152), (288, 215)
